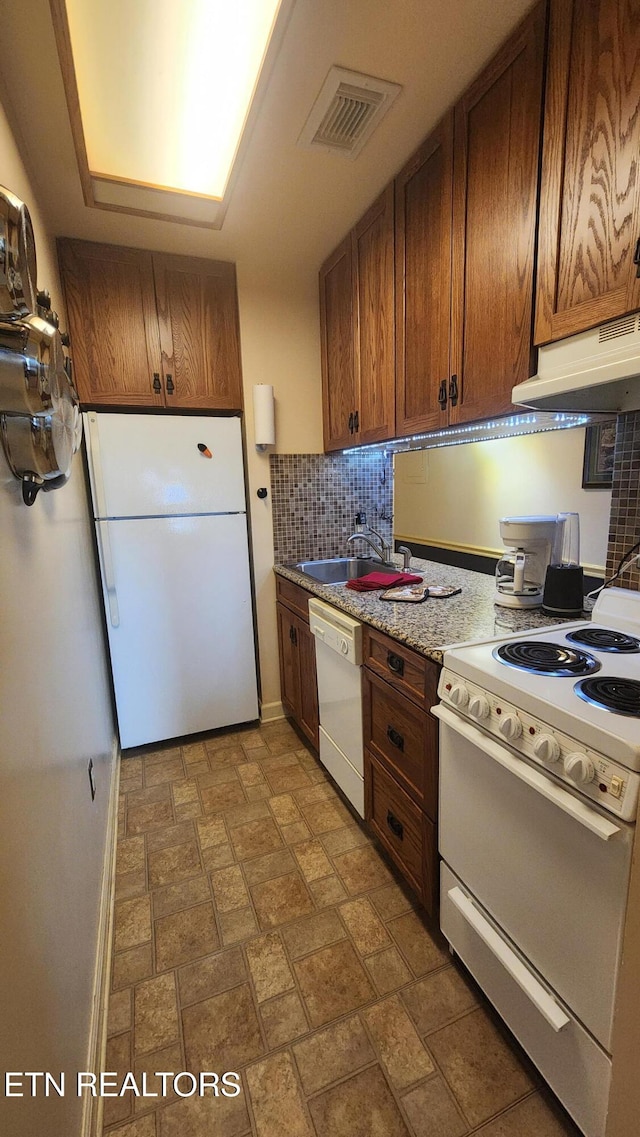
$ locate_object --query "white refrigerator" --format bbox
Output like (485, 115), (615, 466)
(84, 412), (259, 749)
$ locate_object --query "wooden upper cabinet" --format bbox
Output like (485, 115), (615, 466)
(153, 254), (243, 410)
(57, 239), (243, 410)
(395, 112), (453, 436)
(535, 0), (640, 344)
(449, 1), (546, 425)
(57, 239), (163, 407)
(320, 235), (357, 451)
(354, 186), (396, 444)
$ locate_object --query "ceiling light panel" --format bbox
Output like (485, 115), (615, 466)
(64, 0), (282, 200)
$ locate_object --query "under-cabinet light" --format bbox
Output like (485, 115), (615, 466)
(342, 412), (605, 456)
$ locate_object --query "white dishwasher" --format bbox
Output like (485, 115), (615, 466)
(308, 598), (364, 818)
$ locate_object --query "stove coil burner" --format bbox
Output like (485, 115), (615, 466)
(493, 641), (601, 677)
(566, 628), (640, 653)
(575, 677), (640, 717)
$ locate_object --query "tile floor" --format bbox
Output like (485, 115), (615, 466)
(104, 720), (581, 1137)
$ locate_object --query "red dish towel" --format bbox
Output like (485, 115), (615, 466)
(346, 572), (423, 592)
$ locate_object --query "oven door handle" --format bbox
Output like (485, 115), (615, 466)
(447, 886), (570, 1033)
(432, 704), (621, 842)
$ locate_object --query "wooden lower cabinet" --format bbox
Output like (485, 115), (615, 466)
(275, 579), (318, 750)
(363, 626), (440, 917)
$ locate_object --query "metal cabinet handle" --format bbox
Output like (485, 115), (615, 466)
(438, 379), (448, 409)
(387, 652), (405, 676)
(166, 374), (175, 394)
(634, 236), (640, 278)
(449, 374), (459, 406)
(386, 811), (404, 840)
(152, 372), (161, 393)
(386, 725), (404, 751)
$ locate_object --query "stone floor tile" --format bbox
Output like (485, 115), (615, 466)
(308, 874), (348, 907)
(242, 849), (296, 886)
(370, 881), (414, 921)
(182, 983), (263, 1071)
(402, 966), (478, 1035)
(174, 800), (203, 823)
(265, 763), (313, 793)
(364, 946), (412, 995)
(339, 897), (391, 955)
(196, 816), (228, 848)
(152, 875), (211, 920)
(237, 761), (265, 787)
(294, 939), (375, 1027)
(246, 1050), (314, 1137)
(218, 907), (259, 945)
(127, 785), (172, 810)
(201, 843), (236, 870)
(171, 779), (199, 807)
(147, 841), (201, 889)
(474, 1092), (580, 1136)
(178, 946), (247, 1007)
(114, 896), (152, 953)
(294, 782), (335, 807)
(292, 1014), (375, 1095)
(115, 870), (148, 901)
(401, 1076), (468, 1137)
(428, 1008), (534, 1127)
(238, 728), (264, 750)
(182, 740), (208, 765)
(320, 825), (369, 857)
(259, 750), (300, 772)
(268, 793), (303, 827)
(210, 865), (250, 912)
(112, 944), (154, 991)
(301, 799), (352, 834)
(205, 732), (242, 753)
(245, 783), (272, 802)
(363, 995), (434, 1090)
(200, 781), (246, 814)
(127, 799), (174, 837)
(103, 1115), (156, 1137)
(224, 800), (272, 827)
(332, 844), (394, 894)
(308, 1065), (410, 1137)
(132, 1042), (182, 1114)
(245, 932), (294, 1002)
(197, 765), (239, 788)
(280, 820), (313, 845)
(145, 756), (185, 786)
(251, 872), (314, 929)
(146, 821), (195, 853)
(154, 902), (218, 971)
(134, 973), (179, 1055)
(107, 988), (133, 1037)
(143, 746), (181, 765)
(293, 838), (333, 882)
(230, 817), (283, 861)
(259, 991), (309, 1049)
(207, 746), (247, 768)
(157, 1091), (250, 1137)
(387, 912), (449, 977)
(266, 733), (302, 756)
(281, 909), (346, 960)
(117, 835), (146, 875)
(185, 759), (212, 779)
(103, 1031), (132, 1127)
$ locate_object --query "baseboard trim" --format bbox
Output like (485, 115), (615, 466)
(260, 700), (285, 723)
(81, 735), (120, 1137)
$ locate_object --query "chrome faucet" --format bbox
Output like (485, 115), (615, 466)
(397, 544), (412, 571)
(346, 524), (393, 565)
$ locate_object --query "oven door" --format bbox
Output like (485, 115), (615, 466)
(433, 703), (633, 1051)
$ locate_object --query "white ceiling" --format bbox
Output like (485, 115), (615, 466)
(0, 0), (535, 288)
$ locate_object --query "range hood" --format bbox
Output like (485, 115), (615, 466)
(513, 312), (640, 413)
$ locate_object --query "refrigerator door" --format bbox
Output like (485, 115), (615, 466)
(97, 513), (258, 748)
(85, 412), (246, 518)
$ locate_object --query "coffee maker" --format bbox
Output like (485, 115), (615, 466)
(495, 515), (561, 609)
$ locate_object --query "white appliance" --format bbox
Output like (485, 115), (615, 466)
(308, 597), (364, 817)
(494, 514), (560, 609)
(434, 586), (640, 1137)
(84, 412), (258, 748)
(512, 313), (640, 413)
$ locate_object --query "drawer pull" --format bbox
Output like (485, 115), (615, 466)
(386, 810), (404, 840)
(386, 725), (404, 751)
(387, 652), (405, 676)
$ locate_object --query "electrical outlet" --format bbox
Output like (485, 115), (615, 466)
(88, 758), (96, 801)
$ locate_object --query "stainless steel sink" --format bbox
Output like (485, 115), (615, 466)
(288, 556), (398, 585)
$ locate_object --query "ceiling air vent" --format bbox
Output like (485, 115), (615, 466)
(298, 67), (402, 159)
(598, 314), (639, 342)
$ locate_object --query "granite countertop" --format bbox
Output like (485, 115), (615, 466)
(275, 556), (577, 664)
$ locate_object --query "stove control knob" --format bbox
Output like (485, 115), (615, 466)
(449, 683), (469, 708)
(498, 713), (522, 741)
(564, 752), (595, 785)
(533, 734), (560, 763)
(468, 694), (490, 721)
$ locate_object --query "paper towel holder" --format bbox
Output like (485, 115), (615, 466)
(253, 383), (275, 451)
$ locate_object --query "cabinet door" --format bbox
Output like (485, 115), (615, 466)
(449, 2), (546, 424)
(297, 617), (319, 749)
(57, 239), (163, 407)
(395, 112), (454, 435)
(320, 236), (357, 451)
(535, 0), (640, 344)
(276, 603), (300, 720)
(353, 186), (396, 444)
(153, 254), (243, 410)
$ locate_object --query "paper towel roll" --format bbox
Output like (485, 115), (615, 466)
(253, 384), (275, 447)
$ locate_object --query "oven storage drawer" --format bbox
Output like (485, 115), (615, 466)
(441, 863), (610, 1137)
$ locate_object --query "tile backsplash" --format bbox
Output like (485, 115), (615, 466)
(606, 410), (640, 591)
(270, 451), (393, 564)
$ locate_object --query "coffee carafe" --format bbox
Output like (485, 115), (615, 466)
(495, 516), (560, 609)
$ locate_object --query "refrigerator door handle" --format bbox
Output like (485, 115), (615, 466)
(85, 412), (109, 519)
(96, 523), (120, 628)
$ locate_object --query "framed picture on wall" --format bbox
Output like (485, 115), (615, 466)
(582, 420), (617, 489)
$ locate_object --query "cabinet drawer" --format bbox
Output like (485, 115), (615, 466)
(364, 670), (437, 816)
(366, 750), (424, 896)
(364, 626), (438, 709)
(276, 576), (311, 622)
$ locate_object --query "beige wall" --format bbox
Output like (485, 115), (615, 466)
(0, 95), (116, 1137)
(237, 274), (323, 716)
(394, 427), (612, 575)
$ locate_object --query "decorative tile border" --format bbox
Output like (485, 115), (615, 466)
(605, 410), (640, 591)
(269, 452), (393, 565)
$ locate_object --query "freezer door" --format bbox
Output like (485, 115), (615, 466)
(85, 412), (246, 517)
(96, 513), (258, 747)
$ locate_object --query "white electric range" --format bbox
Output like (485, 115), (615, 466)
(433, 587), (640, 1137)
